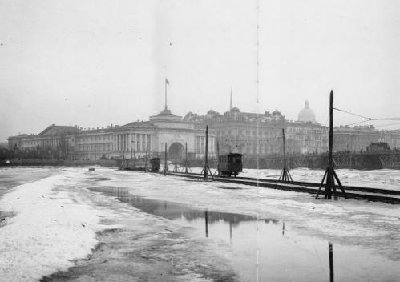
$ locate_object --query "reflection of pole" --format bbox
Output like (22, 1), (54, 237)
(205, 210), (209, 237)
(229, 221), (232, 244)
(282, 222), (285, 236)
(329, 242), (334, 282)
(164, 143), (168, 175)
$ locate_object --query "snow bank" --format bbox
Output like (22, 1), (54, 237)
(0, 172), (113, 282)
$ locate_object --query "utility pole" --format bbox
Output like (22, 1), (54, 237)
(216, 141), (220, 176)
(185, 142), (188, 174)
(201, 125), (212, 180)
(164, 143), (168, 175)
(316, 91), (347, 199)
(279, 128), (293, 182)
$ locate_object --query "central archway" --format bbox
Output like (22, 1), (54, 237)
(168, 142), (185, 162)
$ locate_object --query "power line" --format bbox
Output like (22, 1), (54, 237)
(334, 107), (400, 126)
(333, 107), (375, 121)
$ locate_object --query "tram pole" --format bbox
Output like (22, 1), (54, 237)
(279, 128), (292, 182)
(316, 90), (346, 199)
(204, 125), (209, 179)
(185, 142), (188, 174)
(164, 143), (168, 175)
(201, 125), (212, 180)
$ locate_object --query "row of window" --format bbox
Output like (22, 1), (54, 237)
(78, 144), (112, 152)
(78, 135), (112, 143)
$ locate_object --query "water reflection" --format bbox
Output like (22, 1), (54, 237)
(88, 186), (400, 282)
(89, 186), (278, 241)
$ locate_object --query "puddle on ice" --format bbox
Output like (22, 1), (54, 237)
(89, 186), (400, 282)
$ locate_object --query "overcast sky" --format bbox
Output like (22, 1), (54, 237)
(1, 0), (400, 142)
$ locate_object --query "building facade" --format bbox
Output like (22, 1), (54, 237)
(8, 108), (216, 161)
(8, 101), (400, 161)
(184, 104), (328, 157)
(333, 126), (400, 152)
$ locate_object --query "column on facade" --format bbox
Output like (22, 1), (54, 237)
(125, 134), (127, 152)
(128, 133), (131, 153)
(123, 134), (126, 152)
(147, 134), (150, 153)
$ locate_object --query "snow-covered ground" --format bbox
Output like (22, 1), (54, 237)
(188, 166), (400, 190)
(0, 167), (399, 281)
(0, 169), (122, 281)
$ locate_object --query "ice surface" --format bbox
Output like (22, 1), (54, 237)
(0, 166), (399, 281)
(99, 168), (400, 259)
(0, 170), (119, 282)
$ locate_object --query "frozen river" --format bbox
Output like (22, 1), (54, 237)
(0, 166), (399, 281)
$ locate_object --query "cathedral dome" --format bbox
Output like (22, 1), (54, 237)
(297, 100), (317, 123)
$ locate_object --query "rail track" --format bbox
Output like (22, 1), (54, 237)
(164, 171), (400, 204)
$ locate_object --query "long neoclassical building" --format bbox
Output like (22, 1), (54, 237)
(8, 106), (216, 161)
(8, 99), (400, 161)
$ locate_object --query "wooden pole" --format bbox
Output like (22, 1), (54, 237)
(329, 242), (334, 282)
(329, 91), (333, 173)
(204, 125), (209, 179)
(326, 90), (334, 199)
(185, 142), (188, 174)
(317, 90), (346, 199)
(283, 128), (286, 168)
(279, 128), (292, 182)
(164, 143), (168, 175)
(216, 141), (220, 176)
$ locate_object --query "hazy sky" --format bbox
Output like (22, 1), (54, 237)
(1, 0), (400, 142)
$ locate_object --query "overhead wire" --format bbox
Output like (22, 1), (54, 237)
(334, 107), (400, 124)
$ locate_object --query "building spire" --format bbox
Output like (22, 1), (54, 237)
(165, 78), (169, 110)
(230, 87), (233, 110)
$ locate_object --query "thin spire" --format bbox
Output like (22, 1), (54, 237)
(230, 87), (233, 110)
(164, 78), (169, 110)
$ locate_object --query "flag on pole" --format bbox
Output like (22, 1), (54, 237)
(165, 78), (169, 85)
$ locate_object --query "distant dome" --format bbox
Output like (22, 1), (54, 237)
(231, 107), (240, 112)
(298, 100), (317, 123)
